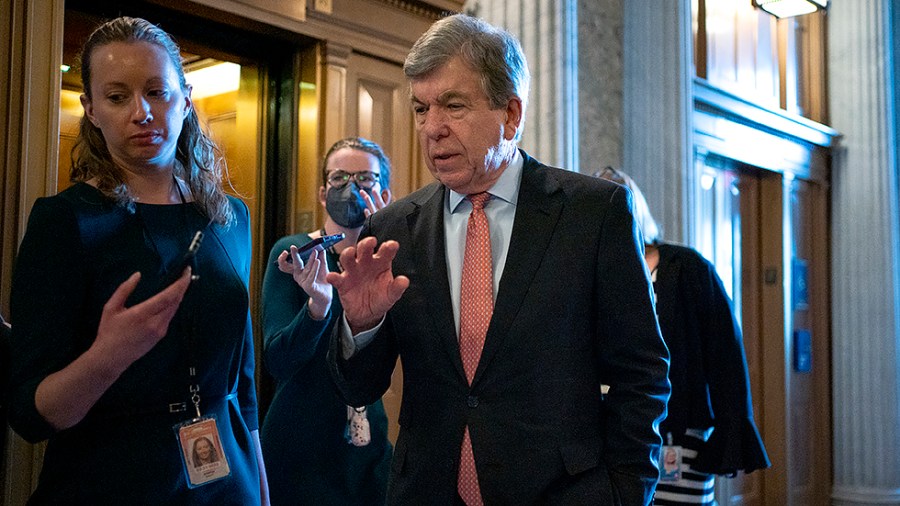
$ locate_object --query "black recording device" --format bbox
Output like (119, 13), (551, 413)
(284, 233), (346, 264)
(160, 230), (204, 289)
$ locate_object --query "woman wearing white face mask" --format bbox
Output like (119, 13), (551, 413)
(260, 137), (394, 505)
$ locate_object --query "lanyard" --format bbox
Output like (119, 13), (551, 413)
(136, 177), (211, 419)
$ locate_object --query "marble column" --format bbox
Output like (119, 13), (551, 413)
(621, 0), (694, 243)
(828, 1), (900, 504)
(577, 0), (624, 174)
(464, 0), (579, 170)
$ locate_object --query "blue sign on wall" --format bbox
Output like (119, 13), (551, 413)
(792, 258), (809, 310)
(794, 329), (812, 373)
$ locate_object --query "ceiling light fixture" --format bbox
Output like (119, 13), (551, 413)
(185, 61), (240, 100)
(752, 0), (828, 19)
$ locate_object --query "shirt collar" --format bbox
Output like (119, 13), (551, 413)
(449, 149), (523, 213)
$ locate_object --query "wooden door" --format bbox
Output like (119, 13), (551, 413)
(341, 51), (420, 443)
(696, 157), (831, 505)
(758, 173), (832, 506)
(783, 178), (831, 505)
(344, 52), (423, 199)
(694, 158), (766, 506)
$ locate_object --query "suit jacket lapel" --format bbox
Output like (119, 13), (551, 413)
(406, 184), (469, 382)
(474, 153), (564, 385)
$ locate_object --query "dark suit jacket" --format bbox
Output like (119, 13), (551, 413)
(329, 151), (670, 505)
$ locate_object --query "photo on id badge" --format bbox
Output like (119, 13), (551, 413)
(659, 445), (682, 482)
(177, 418), (231, 487)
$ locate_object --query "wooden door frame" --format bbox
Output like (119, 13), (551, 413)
(1, 1), (65, 502)
(756, 171), (832, 506)
(759, 171), (788, 505)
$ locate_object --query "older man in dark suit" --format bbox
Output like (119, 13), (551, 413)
(324, 14), (670, 506)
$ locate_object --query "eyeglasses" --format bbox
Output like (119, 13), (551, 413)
(326, 170), (381, 190)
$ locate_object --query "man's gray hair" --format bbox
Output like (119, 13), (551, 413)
(404, 14), (530, 139)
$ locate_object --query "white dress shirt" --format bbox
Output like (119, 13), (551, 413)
(341, 150), (523, 357)
(444, 150), (522, 334)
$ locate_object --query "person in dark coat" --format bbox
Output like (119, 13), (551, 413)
(597, 167), (770, 506)
(325, 14), (670, 506)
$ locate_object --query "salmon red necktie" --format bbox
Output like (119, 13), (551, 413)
(457, 192), (493, 506)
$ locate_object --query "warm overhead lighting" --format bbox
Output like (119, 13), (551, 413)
(753, 0), (827, 18)
(185, 61), (240, 100)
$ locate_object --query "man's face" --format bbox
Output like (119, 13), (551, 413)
(410, 56), (522, 195)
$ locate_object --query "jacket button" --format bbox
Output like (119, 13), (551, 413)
(467, 395), (479, 408)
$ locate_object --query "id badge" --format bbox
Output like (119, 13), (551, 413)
(175, 416), (231, 487)
(346, 406), (371, 447)
(659, 445), (683, 482)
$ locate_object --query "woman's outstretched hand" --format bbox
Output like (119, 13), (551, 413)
(277, 245), (332, 320)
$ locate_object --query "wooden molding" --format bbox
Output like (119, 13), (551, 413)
(381, 0), (461, 20)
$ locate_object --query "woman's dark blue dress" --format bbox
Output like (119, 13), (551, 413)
(9, 183), (261, 504)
